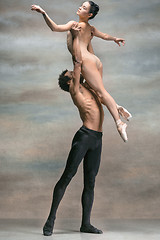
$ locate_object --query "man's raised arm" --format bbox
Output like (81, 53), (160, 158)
(70, 27), (82, 93)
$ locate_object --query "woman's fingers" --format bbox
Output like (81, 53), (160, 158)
(31, 5), (44, 14)
(31, 5), (40, 10)
(31, 5), (38, 11)
(31, 5), (37, 9)
(115, 39), (125, 47)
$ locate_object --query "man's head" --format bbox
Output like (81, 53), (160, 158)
(58, 69), (84, 92)
(58, 69), (71, 92)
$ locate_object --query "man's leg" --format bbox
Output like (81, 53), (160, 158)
(81, 136), (103, 234)
(43, 128), (89, 236)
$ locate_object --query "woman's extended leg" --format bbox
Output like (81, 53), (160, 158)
(82, 62), (128, 142)
(82, 62), (119, 121)
(98, 62), (132, 121)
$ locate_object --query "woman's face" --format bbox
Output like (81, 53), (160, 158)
(77, 1), (91, 19)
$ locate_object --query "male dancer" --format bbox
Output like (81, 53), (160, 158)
(43, 26), (104, 236)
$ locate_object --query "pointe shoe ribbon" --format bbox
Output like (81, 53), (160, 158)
(117, 104), (132, 121)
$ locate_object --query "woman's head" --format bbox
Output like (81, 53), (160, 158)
(88, 1), (99, 20)
(77, 1), (99, 21)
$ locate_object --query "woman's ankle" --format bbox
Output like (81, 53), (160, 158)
(116, 119), (123, 126)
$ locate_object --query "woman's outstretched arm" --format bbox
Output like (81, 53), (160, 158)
(92, 26), (125, 46)
(31, 5), (78, 32)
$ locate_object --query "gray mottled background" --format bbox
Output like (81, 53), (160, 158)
(0, 0), (160, 220)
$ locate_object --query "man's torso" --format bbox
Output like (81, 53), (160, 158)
(69, 82), (104, 132)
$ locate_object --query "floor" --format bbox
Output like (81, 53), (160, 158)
(0, 218), (160, 240)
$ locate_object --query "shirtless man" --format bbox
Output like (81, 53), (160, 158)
(43, 27), (104, 236)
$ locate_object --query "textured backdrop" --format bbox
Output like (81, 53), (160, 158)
(0, 0), (160, 220)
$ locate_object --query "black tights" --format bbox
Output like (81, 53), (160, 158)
(44, 126), (102, 233)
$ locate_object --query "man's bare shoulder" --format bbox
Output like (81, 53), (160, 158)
(69, 83), (82, 98)
(69, 85), (84, 109)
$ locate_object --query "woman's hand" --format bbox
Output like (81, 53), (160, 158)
(114, 38), (125, 46)
(31, 5), (45, 14)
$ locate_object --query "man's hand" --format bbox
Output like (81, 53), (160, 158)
(70, 23), (81, 38)
(114, 38), (125, 47)
(31, 5), (45, 14)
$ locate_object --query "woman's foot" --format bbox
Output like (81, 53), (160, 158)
(117, 105), (132, 121)
(116, 119), (128, 142)
(80, 224), (103, 234)
(43, 218), (55, 236)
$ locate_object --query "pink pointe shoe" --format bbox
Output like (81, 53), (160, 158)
(117, 104), (132, 121)
(116, 119), (128, 142)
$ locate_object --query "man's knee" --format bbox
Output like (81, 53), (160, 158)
(63, 168), (78, 185)
(96, 89), (106, 100)
(85, 173), (96, 191)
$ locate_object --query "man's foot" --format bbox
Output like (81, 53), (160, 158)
(116, 119), (128, 142)
(80, 224), (103, 234)
(117, 105), (132, 121)
(43, 219), (55, 236)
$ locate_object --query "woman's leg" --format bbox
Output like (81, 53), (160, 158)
(82, 62), (119, 121)
(98, 63), (132, 121)
(82, 62), (128, 142)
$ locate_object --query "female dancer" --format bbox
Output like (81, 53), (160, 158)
(31, 1), (132, 142)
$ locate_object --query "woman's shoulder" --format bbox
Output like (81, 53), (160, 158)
(78, 21), (89, 27)
(78, 22), (85, 27)
(79, 22), (94, 30)
(67, 20), (78, 26)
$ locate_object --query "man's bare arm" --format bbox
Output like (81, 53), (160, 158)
(70, 28), (82, 93)
(31, 5), (77, 32)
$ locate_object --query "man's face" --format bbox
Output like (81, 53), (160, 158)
(64, 70), (84, 85)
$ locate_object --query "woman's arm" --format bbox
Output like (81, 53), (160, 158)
(31, 5), (77, 32)
(92, 26), (125, 46)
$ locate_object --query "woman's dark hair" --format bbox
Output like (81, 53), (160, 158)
(88, 1), (99, 20)
(58, 69), (70, 92)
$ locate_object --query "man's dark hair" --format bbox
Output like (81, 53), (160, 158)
(88, 1), (99, 20)
(58, 69), (85, 92)
(58, 69), (70, 92)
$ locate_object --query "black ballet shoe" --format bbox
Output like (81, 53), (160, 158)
(80, 224), (103, 234)
(43, 219), (55, 236)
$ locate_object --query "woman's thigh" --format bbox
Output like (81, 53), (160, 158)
(82, 61), (106, 94)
